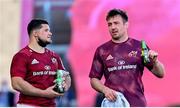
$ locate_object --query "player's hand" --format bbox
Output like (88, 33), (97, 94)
(63, 74), (71, 91)
(44, 85), (64, 98)
(148, 50), (158, 63)
(102, 86), (117, 102)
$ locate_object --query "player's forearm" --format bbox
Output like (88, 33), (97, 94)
(11, 77), (47, 97)
(90, 78), (107, 93)
(65, 75), (71, 91)
(151, 60), (165, 78)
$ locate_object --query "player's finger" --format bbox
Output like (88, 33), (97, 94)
(111, 91), (117, 101)
(53, 80), (56, 83)
(107, 91), (116, 102)
(53, 90), (64, 96)
(149, 50), (158, 58)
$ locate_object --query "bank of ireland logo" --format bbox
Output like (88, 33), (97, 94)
(44, 65), (51, 70)
(118, 60), (125, 65)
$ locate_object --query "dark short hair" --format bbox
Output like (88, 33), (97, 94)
(106, 9), (128, 23)
(27, 19), (49, 36)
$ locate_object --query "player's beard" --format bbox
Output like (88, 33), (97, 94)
(112, 34), (122, 40)
(37, 37), (51, 47)
(112, 35), (121, 40)
(111, 31), (125, 41)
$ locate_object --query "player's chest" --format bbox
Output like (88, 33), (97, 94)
(27, 55), (58, 72)
(101, 48), (142, 68)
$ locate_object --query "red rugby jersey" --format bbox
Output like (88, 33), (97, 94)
(10, 46), (65, 107)
(89, 38), (153, 107)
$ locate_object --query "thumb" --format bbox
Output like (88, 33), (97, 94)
(49, 84), (56, 89)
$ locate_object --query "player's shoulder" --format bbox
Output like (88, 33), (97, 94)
(14, 46), (32, 58)
(129, 37), (141, 43)
(45, 48), (59, 58)
(129, 37), (142, 46)
(97, 40), (112, 50)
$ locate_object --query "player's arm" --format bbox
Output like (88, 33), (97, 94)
(56, 54), (71, 91)
(90, 48), (116, 101)
(149, 50), (165, 78)
(90, 78), (117, 101)
(63, 72), (71, 91)
(11, 77), (63, 98)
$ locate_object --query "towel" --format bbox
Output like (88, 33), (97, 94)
(101, 92), (130, 107)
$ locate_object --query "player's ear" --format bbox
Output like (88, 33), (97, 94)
(125, 22), (129, 29)
(32, 30), (39, 37)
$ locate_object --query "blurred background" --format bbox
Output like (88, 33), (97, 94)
(0, 0), (180, 107)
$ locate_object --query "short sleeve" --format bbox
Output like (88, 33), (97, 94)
(55, 54), (65, 70)
(10, 53), (28, 78)
(89, 48), (104, 80)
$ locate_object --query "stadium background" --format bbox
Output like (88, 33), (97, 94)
(0, 0), (180, 107)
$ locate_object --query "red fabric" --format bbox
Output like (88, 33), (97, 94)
(10, 46), (64, 106)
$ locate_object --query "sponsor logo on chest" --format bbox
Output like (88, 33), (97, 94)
(31, 59), (39, 64)
(44, 65), (51, 70)
(106, 54), (114, 60)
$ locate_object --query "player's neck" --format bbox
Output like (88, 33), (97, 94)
(28, 42), (45, 53)
(112, 35), (129, 43)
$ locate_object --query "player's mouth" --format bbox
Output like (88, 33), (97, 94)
(111, 31), (118, 35)
(47, 36), (52, 39)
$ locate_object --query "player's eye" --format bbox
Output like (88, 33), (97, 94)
(108, 23), (112, 27)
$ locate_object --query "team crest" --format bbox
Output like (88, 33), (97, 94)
(51, 58), (57, 64)
(128, 51), (138, 57)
